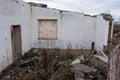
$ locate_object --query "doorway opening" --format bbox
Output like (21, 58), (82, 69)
(11, 25), (22, 61)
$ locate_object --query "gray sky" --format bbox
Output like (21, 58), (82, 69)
(24, 0), (120, 21)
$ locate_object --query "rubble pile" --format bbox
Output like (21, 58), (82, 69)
(1, 49), (76, 80)
(0, 49), (107, 80)
(70, 51), (107, 80)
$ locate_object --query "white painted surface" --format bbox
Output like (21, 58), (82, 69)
(95, 16), (109, 50)
(0, 0), (32, 72)
(31, 7), (109, 50)
(0, 0), (110, 72)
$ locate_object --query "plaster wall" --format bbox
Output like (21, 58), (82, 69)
(95, 16), (109, 50)
(0, 0), (32, 72)
(30, 7), (97, 49)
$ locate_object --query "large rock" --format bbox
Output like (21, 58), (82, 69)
(71, 63), (97, 79)
(93, 51), (108, 77)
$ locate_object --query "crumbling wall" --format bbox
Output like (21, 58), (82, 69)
(102, 14), (113, 39)
(30, 5), (109, 50)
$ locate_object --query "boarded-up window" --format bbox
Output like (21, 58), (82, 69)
(38, 19), (58, 40)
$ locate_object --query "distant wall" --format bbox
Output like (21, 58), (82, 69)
(95, 16), (109, 50)
(30, 6), (109, 50)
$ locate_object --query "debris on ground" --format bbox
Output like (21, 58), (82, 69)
(1, 49), (86, 80)
(93, 51), (108, 77)
(70, 52), (107, 80)
(0, 48), (108, 80)
(71, 63), (97, 79)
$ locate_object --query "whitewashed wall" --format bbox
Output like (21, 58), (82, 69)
(31, 6), (108, 49)
(59, 12), (96, 49)
(95, 16), (109, 50)
(0, 0), (32, 72)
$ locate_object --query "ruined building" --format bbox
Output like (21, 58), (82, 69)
(0, 0), (113, 73)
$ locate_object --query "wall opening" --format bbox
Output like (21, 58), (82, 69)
(11, 25), (22, 61)
(38, 19), (58, 40)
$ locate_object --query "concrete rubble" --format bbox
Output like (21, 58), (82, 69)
(0, 48), (108, 80)
(70, 51), (107, 80)
(71, 63), (97, 79)
(0, 49), (77, 80)
(93, 51), (108, 77)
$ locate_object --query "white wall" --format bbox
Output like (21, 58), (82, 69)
(0, 0), (32, 72)
(59, 12), (96, 49)
(30, 7), (60, 48)
(95, 16), (109, 50)
(30, 6), (102, 49)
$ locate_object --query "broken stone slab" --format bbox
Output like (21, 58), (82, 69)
(33, 49), (39, 53)
(93, 56), (108, 77)
(71, 63), (97, 79)
(93, 50), (108, 77)
(19, 57), (40, 68)
(75, 56), (84, 61)
(95, 50), (108, 63)
(71, 56), (84, 65)
(71, 63), (97, 73)
(94, 55), (108, 64)
(71, 59), (81, 65)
